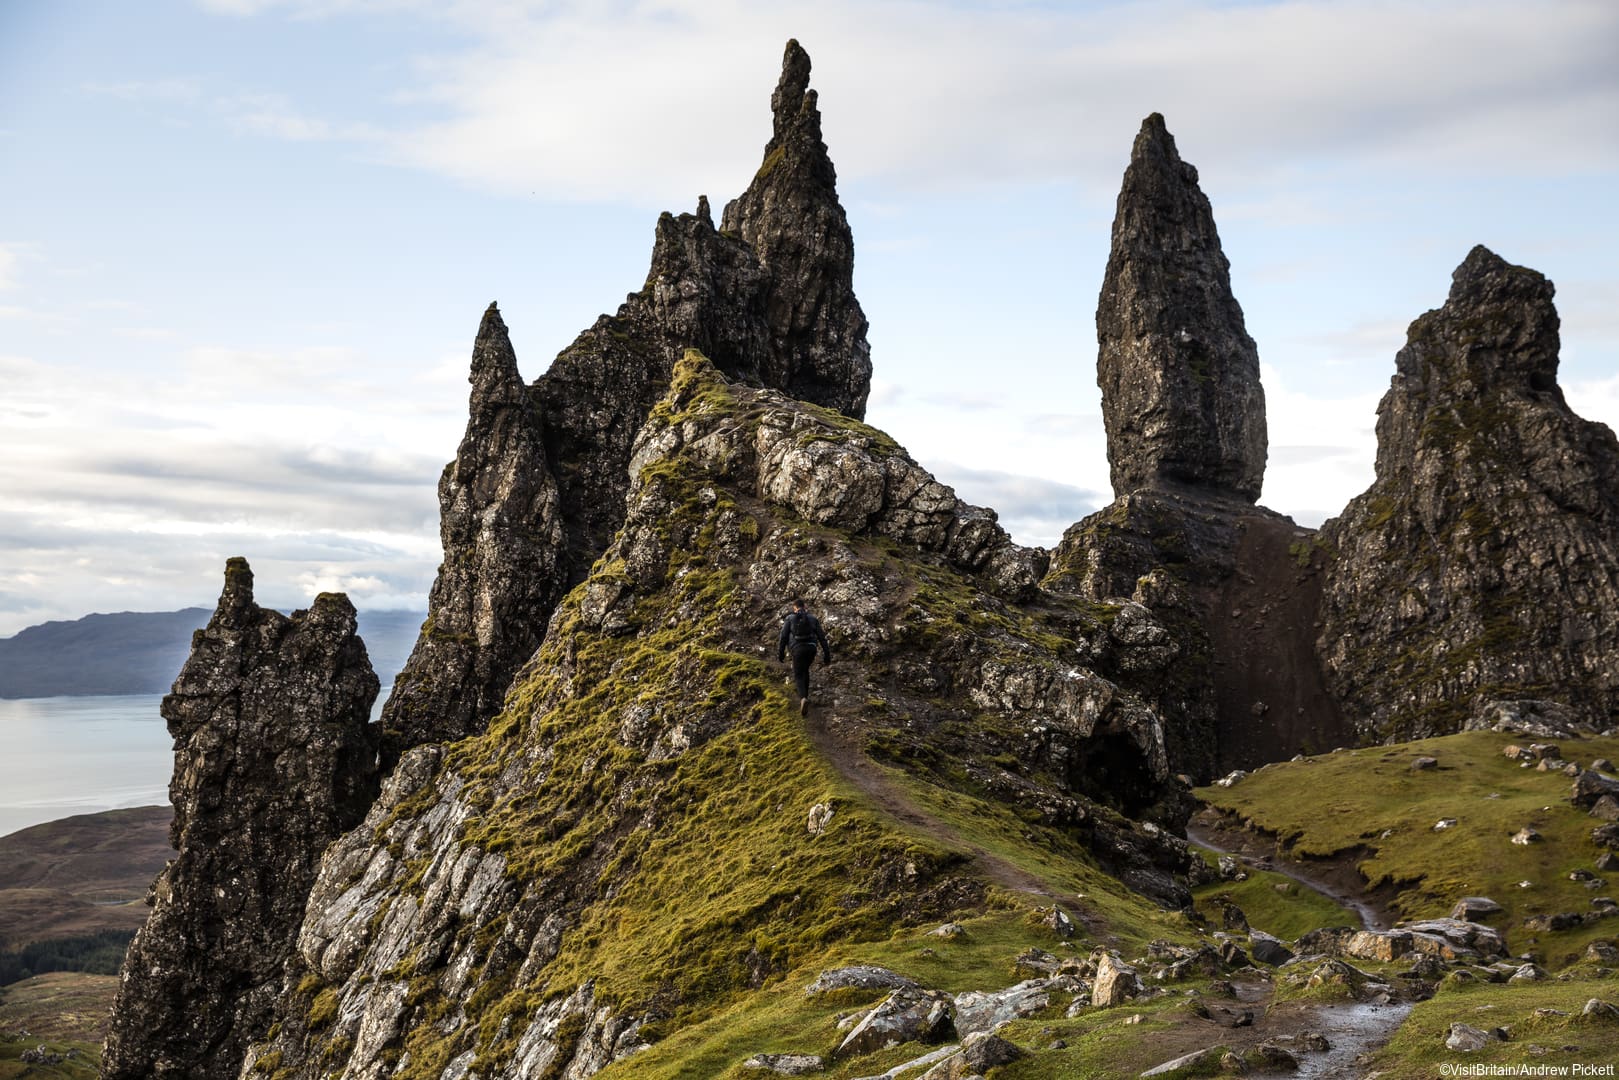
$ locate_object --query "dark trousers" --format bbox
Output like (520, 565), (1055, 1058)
(790, 644), (817, 701)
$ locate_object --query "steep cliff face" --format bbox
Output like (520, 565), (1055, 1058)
(103, 559), (378, 1080)
(243, 355), (1199, 1079)
(1049, 115), (1348, 773)
(380, 40), (872, 758)
(1096, 113), (1266, 504)
(1318, 246), (1619, 739)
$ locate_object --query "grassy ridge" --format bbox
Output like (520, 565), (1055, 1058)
(0, 972), (113, 1080)
(1199, 731), (1619, 967)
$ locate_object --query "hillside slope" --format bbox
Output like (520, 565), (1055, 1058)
(240, 353), (1207, 1078)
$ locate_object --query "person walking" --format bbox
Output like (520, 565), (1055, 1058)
(777, 598), (832, 715)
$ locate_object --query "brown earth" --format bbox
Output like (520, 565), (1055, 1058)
(0, 972), (118, 1044)
(0, 806), (170, 949)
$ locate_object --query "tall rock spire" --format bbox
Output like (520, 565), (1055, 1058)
(1318, 246), (1619, 738)
(103, 560), (378, 1080)
(378, 303), (563, 764)
(1096, 113), (1267, 502)
(722, 39), (872, 418)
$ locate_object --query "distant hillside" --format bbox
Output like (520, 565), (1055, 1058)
(0, 608), (423, 699)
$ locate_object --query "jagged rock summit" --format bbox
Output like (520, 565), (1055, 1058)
(1097, 113), (1267, 504)
(1318, 245), (1619, 738)
(378, 303), (563, 761)
(102, 559), (378, 1080)
(379, 39), (872, 761)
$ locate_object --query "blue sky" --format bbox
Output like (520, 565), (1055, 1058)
(2, 0), (1616, 635)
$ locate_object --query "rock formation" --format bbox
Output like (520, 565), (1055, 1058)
(103, 559), (378, 1080)
(1318, 246), (1619, 738)
(378, 304), (563, 761)
(1047, 114), (1350, 774)
(1096, 113), (1266, 503)
(379, 39), (871, 757)
(720, 38), (872, 417)
(240, 354), (1198, 1078)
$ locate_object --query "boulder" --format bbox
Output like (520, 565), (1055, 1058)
(806, 965), (919, 997)
(1248, 930), (1294, 967)
(743, 1053), (825, 1075)
(1583, 999), (1619, 1021)
(1345, 930), (1413, 962)
(838, 987), (955, 1056)
(1450, 896), (1504, 922)
(953, 979), (1060, 1038)
(1092, 952), (1143, 1007)
(1446, 1023), (1496, 1052)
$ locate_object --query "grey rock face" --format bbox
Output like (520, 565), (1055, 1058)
(1318, 246), (1619, 739)
(379, 304), (563, 763)
(1044, 486), (1353, 778)
(380, 41), (873, 758)
(1097, 113), (1266, 502)
(102, 559), (378, 1080)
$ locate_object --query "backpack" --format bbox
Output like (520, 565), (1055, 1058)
(789, 611), (816, 646)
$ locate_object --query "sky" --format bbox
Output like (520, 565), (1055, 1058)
(1, 0), (1616, 637)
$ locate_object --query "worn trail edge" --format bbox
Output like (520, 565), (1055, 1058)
(798, 674), (1103, 931)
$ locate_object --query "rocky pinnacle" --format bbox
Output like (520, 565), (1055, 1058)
(378, 304), (563, 764)
(103, 559), (378, 1080)
(380, 41), (873, 759)
(1097, 113), (1267, 502)
(1318, 246), (1619, 737)
(722, 39), (872, 418)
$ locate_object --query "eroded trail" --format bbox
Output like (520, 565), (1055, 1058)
(798, 677), (1095, 922)
(1185, 820), (1389, 931)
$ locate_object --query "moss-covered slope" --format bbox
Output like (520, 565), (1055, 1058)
(1199, 730), (1619, 968)
(246, 354), (1210, 1079)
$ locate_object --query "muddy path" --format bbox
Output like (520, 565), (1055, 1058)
(797, 673), (1098, 927)
(1185, 819), (1390, 931)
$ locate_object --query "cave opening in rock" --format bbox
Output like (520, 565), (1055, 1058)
(1070, 729), (1159, 819)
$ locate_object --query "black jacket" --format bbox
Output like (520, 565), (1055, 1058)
(777, 610), (831, 663)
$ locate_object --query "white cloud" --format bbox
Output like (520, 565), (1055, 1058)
(0, 245), (21, 290)
(337, 0), (1618, 204)
(217, 92), (385, 142)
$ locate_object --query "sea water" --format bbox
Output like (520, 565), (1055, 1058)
(0, 693), (172, 838)
(0, 691), (391, 838)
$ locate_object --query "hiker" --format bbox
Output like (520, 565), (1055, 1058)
(777, 598), (832, 715)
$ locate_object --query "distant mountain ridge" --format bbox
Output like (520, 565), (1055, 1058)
(0, 608), (424, 699)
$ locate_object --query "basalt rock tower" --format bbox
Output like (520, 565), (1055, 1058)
(102, 560), (378, 1080)
(1096, 113), (1267, 503)
(1046, 114), (1350, 774)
